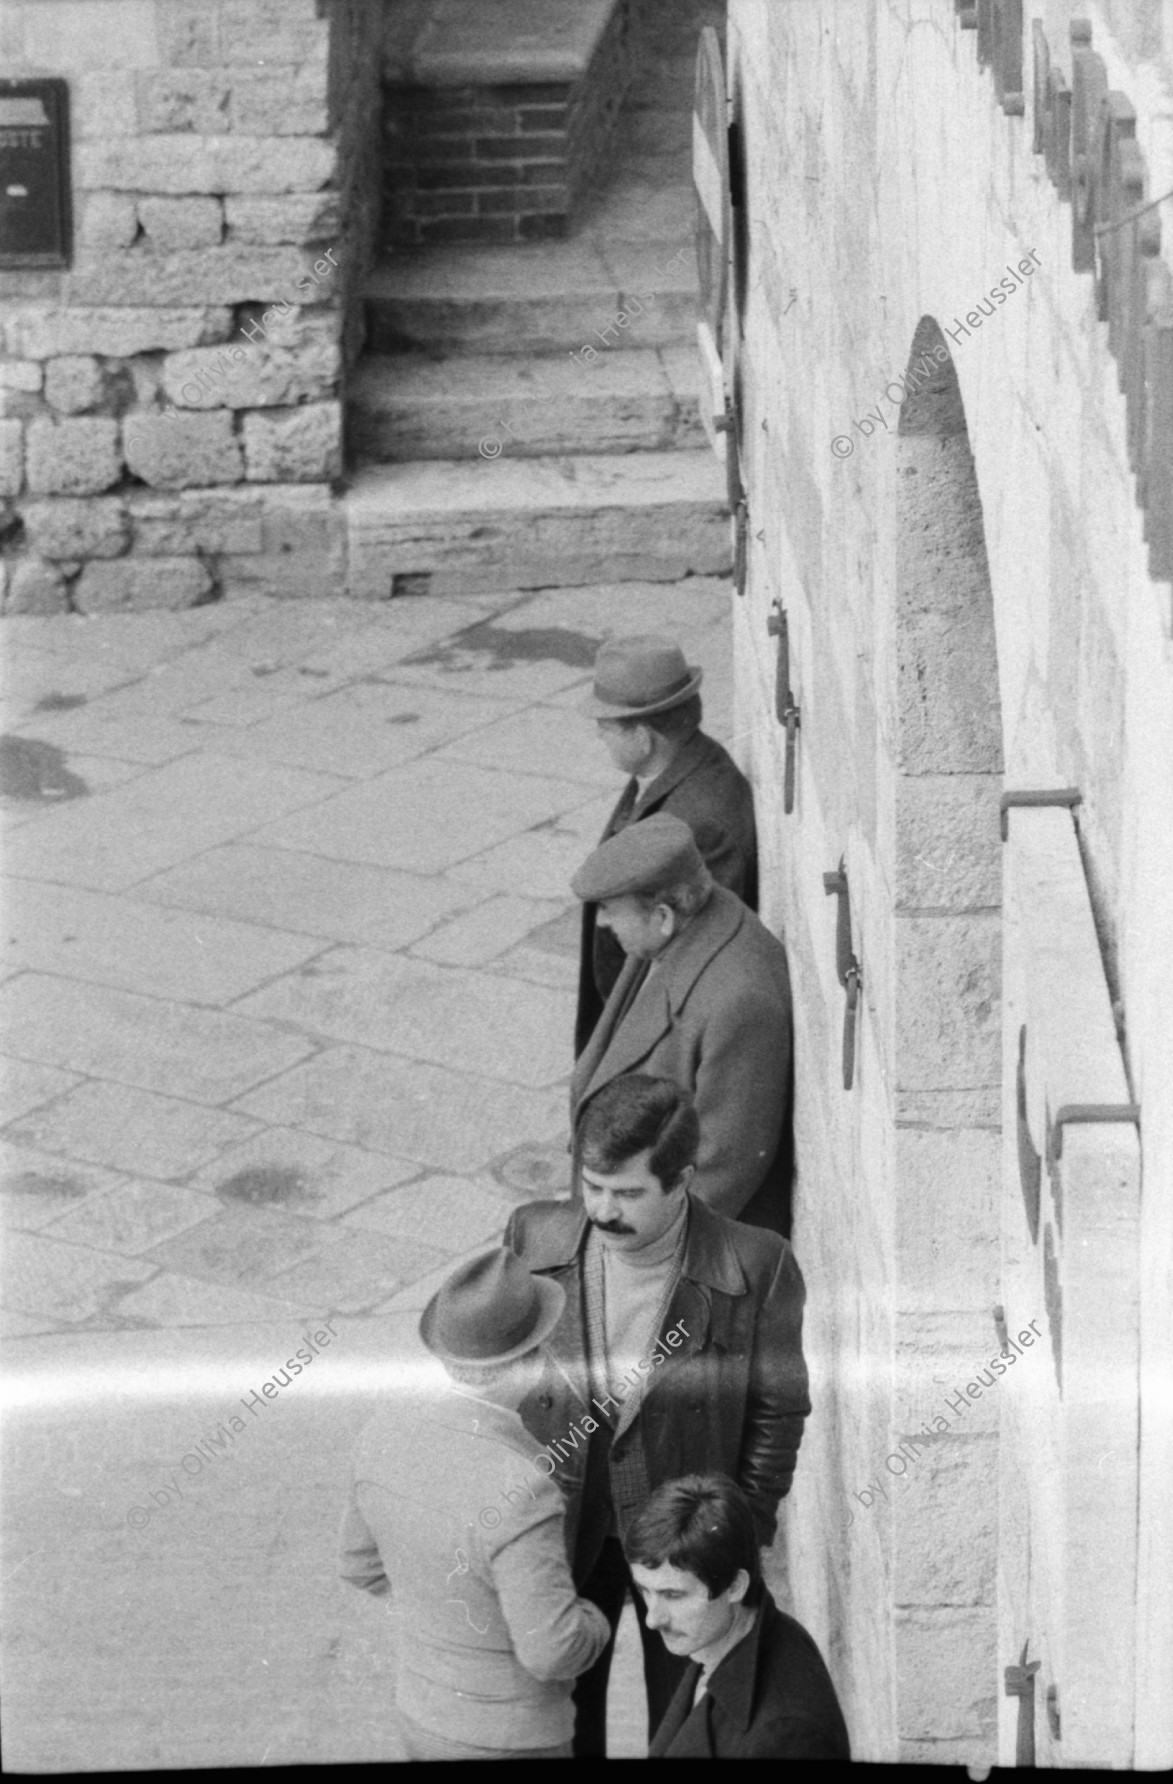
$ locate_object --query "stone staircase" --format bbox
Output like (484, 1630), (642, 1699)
(343, 0), (730, 599)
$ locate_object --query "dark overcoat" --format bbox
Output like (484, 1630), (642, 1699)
(574, 728), (758, 1055)
(648, 1588), (851, 1759)
(570, 885), (793, 1234)
(502, 1195), (810, 1566)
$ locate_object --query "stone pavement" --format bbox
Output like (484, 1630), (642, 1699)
(0, 574), (736, 1768)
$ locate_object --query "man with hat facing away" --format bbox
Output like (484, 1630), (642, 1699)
(576, 633), (758, 1057)
(570, 811), (793, 1233)
(338, 1249), (610, 1762)
(505, 1073), (810, 1756)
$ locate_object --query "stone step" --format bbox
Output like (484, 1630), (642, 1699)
(363, 238), (696, 356)
(349, 345), (705, 462)
(345, 447), (730, 597)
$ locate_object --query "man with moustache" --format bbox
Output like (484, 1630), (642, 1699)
(626, 1474), (850, 1759)
(575, 634), (758, 1056)
(504, 1074), (809, 1757)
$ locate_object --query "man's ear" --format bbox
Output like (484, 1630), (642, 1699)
(673, 1164), (695, 1196)
(727, 1567), (752, 1606)
(655, 902), (677, 939)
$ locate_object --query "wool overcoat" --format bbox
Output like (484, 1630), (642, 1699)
(648, 1588), (851, 1759)
(503, 1195), (810, 1570)
(570, 885), (793, 1233)
(574, 728), (758, 1055)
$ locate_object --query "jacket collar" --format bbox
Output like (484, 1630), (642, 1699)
(631, 728), (715, 817)
(654, 885), (743, 1013)
(701, 1587), (777, 1731)
(523, 1194), (747, 1298)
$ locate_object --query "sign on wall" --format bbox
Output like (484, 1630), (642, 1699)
(0, 79), (72, 268)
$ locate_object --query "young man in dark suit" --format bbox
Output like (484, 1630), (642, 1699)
(626, 1473), (850, 1759)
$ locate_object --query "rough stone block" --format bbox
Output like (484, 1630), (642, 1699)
(219, 543), (344, 601)
(242, 402), (341, 482)
(158, 0), (220, 67)
(0, 360), (41, 393)
(77, 136), (335, 196)
(895, 774), (1003, 911)
(67, 244), (326, 308)
(162, 317), (339, 410)
(4, 308), (232, 359)
(223, 193), (341, 245)
(894, 1126), (999, 1309)
(70, 69), (140, 139)
(136, 70), (232, 134)
(127, 488), (266, 555)
(123, 411), (243, 490)
(79, 191), (139, 251)
(21, 1), (159, 67)
(4, 558), (69, 615)
(892, 1436), (997, 1604)
(895, 912), (1001, 1091)
(0, 419), (23, 496)
(137, 196), (224, 253)
(219, 0), (327, 65)
(230, 67), (330, 136)
(21, 498), (129, 561)
(895, 1606), (998, 1745)
(44, 356), (107, 415)
(74, 556), (213, 613)
(25, 418), (121, 496)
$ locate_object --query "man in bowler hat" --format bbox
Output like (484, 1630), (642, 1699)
(338, 1250), (610, 1761)
(570, 813), (793, 1232)
(576, 633), (758, 1055)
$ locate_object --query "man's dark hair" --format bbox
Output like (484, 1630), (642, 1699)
(624, 1473), (763, 1605)
(576, 1074), (699, 1191)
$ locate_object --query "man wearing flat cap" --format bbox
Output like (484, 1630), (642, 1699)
(576, 634), (758, 1056)
(569, 812), (793, 1233)
(338, 1249), (610, 1761)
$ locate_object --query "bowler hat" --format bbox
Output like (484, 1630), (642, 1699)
(420, 1248), (565, 1366)
(584, 634), (703, 720)
(571, 811), (704, 902)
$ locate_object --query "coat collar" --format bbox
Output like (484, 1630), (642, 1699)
(700, 1587), (777, 1732)
(631, 728), (717, 817)
(522, 1194), (748, 1299)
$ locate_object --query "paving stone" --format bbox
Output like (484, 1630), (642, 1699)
(1, 753), (347, 892)
(432, 702), (616, 785)
(409, 893), (567, 967)
(0, 642), (139, 715)
(236, 948), (570, 1088)
(0, 878), (326, 1004)
(254, 756), (590, 874)
(6, 1081), (259, 1180)
(491, 1138), (573, 1201)
(488, 941), (579, 991)
(0, 976), (318, 1105)
(42, 1179), (218, 1256)
(136, 844), (479, 951)
(231, 1044), (567, 1175)
(190, 1128), (417, 1220)
(341, 1174), (511, 1252)
(200, 680), (508, 778)
(513, 575), (730, 637)
(0, 1058), (81, 1127)
(0, 1229), (156, 1324)
(112, 1271), (325, 1329)
(443, 818), (603, 900)
(11, 707), (208, 766)
(0, 1143), (123, 1231)
(391, 630), (601, 705)
(0, 1309), (63, 1337)
(143, 1202), (333, 1290)
(265, 1227), (449, 1314)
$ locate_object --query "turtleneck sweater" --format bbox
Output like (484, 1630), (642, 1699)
(600, 1196), (688, 1396)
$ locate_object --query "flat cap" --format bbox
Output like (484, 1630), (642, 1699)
(571, 812), (704, 902)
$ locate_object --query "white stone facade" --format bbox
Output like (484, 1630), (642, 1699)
(725, 0), (1173, 1767)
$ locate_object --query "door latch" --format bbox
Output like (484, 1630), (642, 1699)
(766, 601), (801, 813)
(822, 859), (862, 1089)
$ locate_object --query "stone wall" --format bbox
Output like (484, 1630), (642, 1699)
(726, 0), (1173, 1767)
(0, 0), (382, 613)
